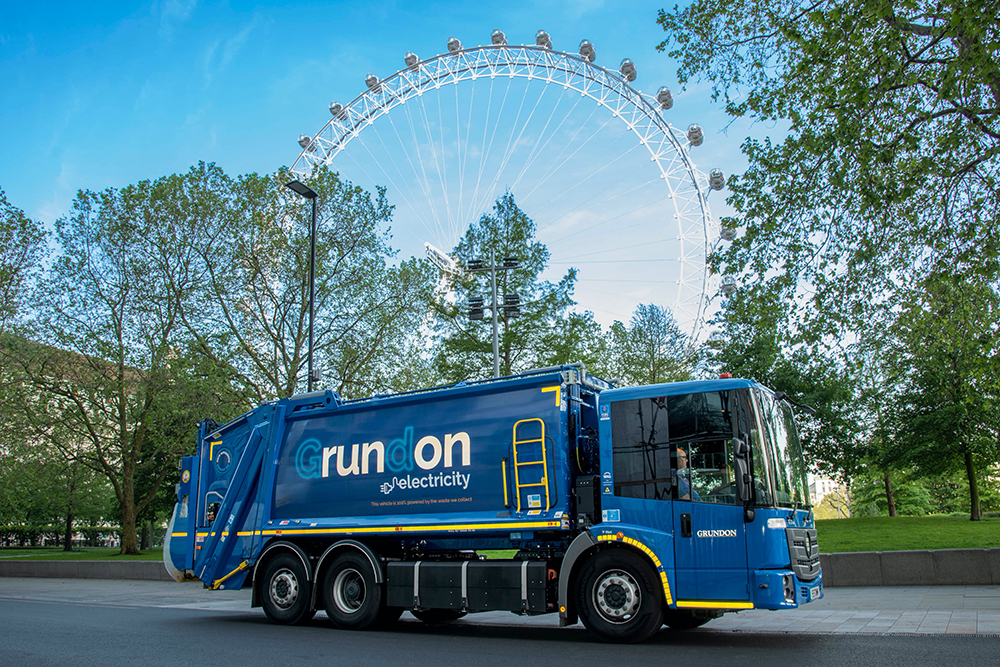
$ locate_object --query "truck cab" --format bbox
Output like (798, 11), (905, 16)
(593, 378), (821, 616)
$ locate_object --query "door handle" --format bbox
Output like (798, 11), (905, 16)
(680, 513), (692, 537)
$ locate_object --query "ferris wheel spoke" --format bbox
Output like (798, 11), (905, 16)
(468, 75), (509, 227)
(477, 72), (536, 218)
(508, 84), (582, 196)
(533, 140), (646, 231)
(364, 119), (438, 237)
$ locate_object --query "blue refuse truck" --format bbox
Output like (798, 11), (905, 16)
(164, 364), (822, 642)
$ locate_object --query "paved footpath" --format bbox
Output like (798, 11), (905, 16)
(1, 577), (998, 635)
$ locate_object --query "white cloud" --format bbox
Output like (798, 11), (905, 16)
(158, 0), (198, 39)
(201, 16), (258, 87)
(36, 159), (78, 224)
(565, 0), (605, 19)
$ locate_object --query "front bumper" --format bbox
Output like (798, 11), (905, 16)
(752, 568), (823, 609)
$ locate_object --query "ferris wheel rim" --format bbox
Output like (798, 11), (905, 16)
(290, 41), (719, 341)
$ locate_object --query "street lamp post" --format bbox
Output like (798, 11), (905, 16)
(285, 180), (319, 393)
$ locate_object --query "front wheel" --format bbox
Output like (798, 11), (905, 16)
(260, 553), (315, 625)
(322, 552), (384, 630)
(575, 549), (664, 643)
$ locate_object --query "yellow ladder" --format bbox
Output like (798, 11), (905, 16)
(512, 418), (550, 512)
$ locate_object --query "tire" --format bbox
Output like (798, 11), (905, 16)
(575, 549), (664, 643)
(412, 609), (467, 625)
(260, 553), (315, 625)
(322, 552), (384, 630)
(662, 609), (716, 630)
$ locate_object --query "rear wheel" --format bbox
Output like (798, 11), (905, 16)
(576, 549), (664, 643)
(322, 552), (384, 630)
(412, 609), (467, 625)
(260, 553), (315, 625)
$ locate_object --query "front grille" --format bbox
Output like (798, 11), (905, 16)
(785, 527), (821, 582)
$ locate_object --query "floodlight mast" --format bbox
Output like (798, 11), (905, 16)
(465, 250), (520, 378)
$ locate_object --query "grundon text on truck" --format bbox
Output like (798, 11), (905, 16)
(164, 364), (822, 643)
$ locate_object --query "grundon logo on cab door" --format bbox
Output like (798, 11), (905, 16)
(294, 425), (472, 480)
(696, 529), (738, 538)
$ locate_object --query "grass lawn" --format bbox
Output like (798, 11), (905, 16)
(6, 515), (996, 561)
(815, 514), (1000, 553)
(0, 548), (162, 561)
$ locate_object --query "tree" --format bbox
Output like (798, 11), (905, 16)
(604, 303), (698, 386)
(706, 285), (868, 494)
(10, 173), (244, 554)
(891, 269), (1000, 520)
(0, 187), (47, 333)
(658, 1), (1000, 510)
(179, 165), (433, 401)
(433, 192), (586, 381)
(658, 1), (999, 337)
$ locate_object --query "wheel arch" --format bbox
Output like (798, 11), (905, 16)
(250, 540), (312, 608)
(560, 532), (672, 624)
(310, 539), (384, 612)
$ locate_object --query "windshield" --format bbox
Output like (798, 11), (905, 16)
(755, 390), (810, 508)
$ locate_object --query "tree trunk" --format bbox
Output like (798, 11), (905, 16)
(140, 522), (149, 551)
(63, 510), (74, 552)
(119, 473), (140, 555)
(964, 448), (982, 521)
(883, 471), (897, 517)
(64, 464), (78, 551)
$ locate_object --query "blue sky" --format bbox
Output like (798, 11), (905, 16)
(1, 0), (761, 328)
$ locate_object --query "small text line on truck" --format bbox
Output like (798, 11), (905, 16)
(164, 364), (822, 643)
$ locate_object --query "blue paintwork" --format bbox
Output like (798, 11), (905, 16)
(672, 500), (749, 600)
(165, 368), (824, 614)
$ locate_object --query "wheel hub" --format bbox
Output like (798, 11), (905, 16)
(270, 569), (299, 609)
(333, 568), (366, 614)
(594, 570), (641, 624)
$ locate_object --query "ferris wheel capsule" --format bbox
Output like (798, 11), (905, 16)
(619, 58), (637, 82)
(656, 86), (674, 110)
(447, 36), (462, 53)
(297, 134), (315, 151)
(687, 123), (704, 146)
(720, 227), (737, 242)
(709, 168), (726, 190)
(536, 30), (552, 49)
(404, 52), (419, 68)
(329, 102), (346, 119)
(491, 29), (507, 45)
(579, 39), (596, 62)
(721, 278), (738, 295)
(365, 73), (380, 91)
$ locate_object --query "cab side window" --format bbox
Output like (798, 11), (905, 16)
(611, 398), (672, 500)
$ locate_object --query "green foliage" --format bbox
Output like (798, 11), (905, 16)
(889, 270), (1000, 519)
(177, 164), (434, 401)
(433, 192), (583, 381)
(603, 303), (697, 386)
(707, 287), (862, 478)
(848, 470), (935, 517)
(0, 187), (47, 332)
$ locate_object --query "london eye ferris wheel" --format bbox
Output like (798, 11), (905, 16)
(290, 29), (732, 342)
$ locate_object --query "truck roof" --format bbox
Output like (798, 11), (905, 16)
(599, 377), (762, 403)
